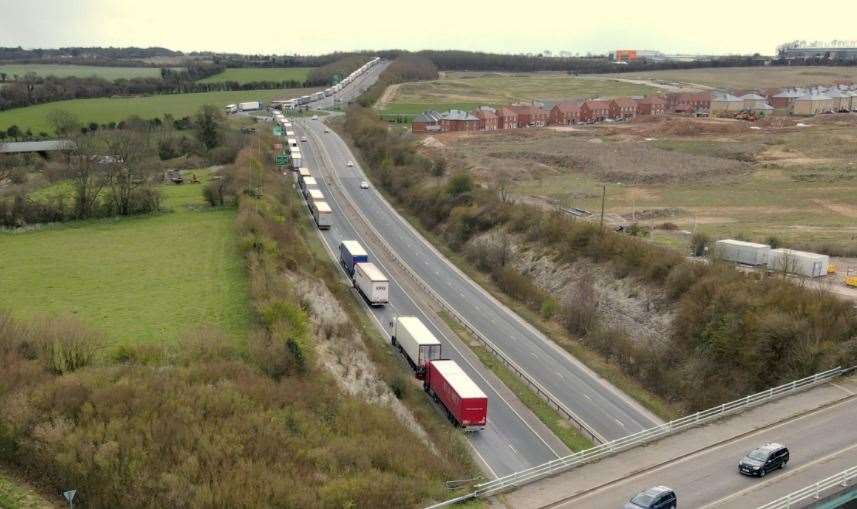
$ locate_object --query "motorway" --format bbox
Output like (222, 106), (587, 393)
(545, 391), (857, 509)
(295, 103), (660, 444)
(290, 115), (563, 477)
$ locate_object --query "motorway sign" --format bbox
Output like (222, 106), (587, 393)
(63, 490), (76, 508)
(275, 154), (288, 167)
(272, 126), (283, 136)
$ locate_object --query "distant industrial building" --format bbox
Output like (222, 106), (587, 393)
(777, 40), (857, 60)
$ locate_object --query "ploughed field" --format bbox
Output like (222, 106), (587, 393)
(421, 114), (857, 255)
(0, 169), (251, 349)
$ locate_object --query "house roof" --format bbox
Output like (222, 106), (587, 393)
(413, 111), (442, 123)
(471, 109), (497, 120)
(739, 93), (767, 101)
(611, 97), (638, 108)
(585, 99), (611, 110)
(796, 94), (831, 101)
(638, 95), (666, 105)
(0, 140), (75, 153)
(441, 109), (479, 121)
(552, 101), (582, 113)
(496, 107), (517, 116)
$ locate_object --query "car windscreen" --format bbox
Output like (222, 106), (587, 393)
(748, 450), (769, 461)
(631, 493), (655, 506)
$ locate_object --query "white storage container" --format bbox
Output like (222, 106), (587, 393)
(768, 249), (829, 278)
(392, 316), (442, 375)
(353, 262), (389, 306)
(714, 239), (770, 266)
(311, 200), (331, 229)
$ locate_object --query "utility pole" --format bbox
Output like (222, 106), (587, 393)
(599, 184), (606, 233)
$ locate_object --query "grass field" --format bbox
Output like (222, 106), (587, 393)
(0, 87), (317, 133)
(0, 64), (169, 81)
(0, 169), (251, 349)
(381, 71), (655, 115)
(198, 67), (312, 84)
(600, 66), (857, 90)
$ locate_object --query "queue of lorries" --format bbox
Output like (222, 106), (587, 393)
(284, 119), (488, 431)
(287, 57), (381, 109)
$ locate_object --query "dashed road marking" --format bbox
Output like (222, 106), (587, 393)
(615, 418), (625, 428)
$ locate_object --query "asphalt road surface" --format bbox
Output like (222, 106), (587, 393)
(291, 119), (562, 477)
(547, 395), (857, 509)
(296, 114), (661, 443)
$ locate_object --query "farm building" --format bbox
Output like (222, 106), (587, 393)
(580, 100), (611, 122)
(471, 108), (498, 130)
(610, 97), (638, 119)
(411, 111), (443, 133)
(636, 95), (666, 116)
(495, 107), (518, 129)
(768, 249), (829, 278)
(549, 102), (583, 125)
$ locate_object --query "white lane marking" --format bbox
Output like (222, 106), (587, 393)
(556, 372), (565, 380)
(303, 123), (562, 462)
(614, 418), (625, 428)
(530, 351), (538, 358)
(831, 382), (856, 396)
(508, 444), (519, 456)
(584, 394), (592, 401)
(698, 441), (857, 509)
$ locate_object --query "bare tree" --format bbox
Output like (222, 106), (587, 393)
(66, 134), (108, 219)
(47, 110), (81, 138)
(495, 174), (511, 204)
(105, 130), (153, 215)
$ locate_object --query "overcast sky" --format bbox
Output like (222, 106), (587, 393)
(1, 0), (855, 56)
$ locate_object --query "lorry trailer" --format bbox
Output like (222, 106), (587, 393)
(353, 262), (389, 306)
(306, 189), (324, 202)
(424, 359), (487, 430)
(339, 240), (368, 276)
(298, 167), (311, 178)
(311, 200), (332, 229)
(300, 176), (318, 196)
(238, 101), (261, 111)
(392, 316), (442, 377)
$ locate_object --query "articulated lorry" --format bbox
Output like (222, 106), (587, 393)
(391, 316), (442, 378)
(339, 240), (368, 276)
(424, 359), (487, 431)
(353, 262), (388, 306)
(310, 200), (331, 229)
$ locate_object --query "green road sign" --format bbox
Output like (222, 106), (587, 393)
(272, 126), (283, 136)
(275, 154), (288, 167)
(332, 74), (342, 85)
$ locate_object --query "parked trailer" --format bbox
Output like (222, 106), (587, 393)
(288, 138), (298, 148)
(768, 248), (829, 278)
(306, 189), (324, 202)
(391, 316), (442, 377)
(339, 240), (368, 276)
(298, 167), (311, 178)
(238, 101), (261, 111)
(714, 239), (770, 266)
(291, 153), (302, 169)
(353, 262), (389, 306)
(424, 360), (487, 430)
(310, 200), (332, 229)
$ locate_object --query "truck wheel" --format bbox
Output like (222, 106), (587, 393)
(391, 336), (397, 346)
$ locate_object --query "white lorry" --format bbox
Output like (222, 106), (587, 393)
(353, 262), (389, 306)
(311, 200), (332, 229)
(391, 316), (442, 377)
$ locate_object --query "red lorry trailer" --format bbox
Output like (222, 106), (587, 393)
(424, 359), (487, 430)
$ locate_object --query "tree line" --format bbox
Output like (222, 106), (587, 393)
(357, 55), (439, 107)
(343, 104), (857, 412)
(0, 105), (242, 228)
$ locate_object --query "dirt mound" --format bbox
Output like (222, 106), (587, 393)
(635, 117), (751, 137)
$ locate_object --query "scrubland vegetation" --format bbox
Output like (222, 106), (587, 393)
(343, 105), (857, 412)
(0, 121), (471, 507)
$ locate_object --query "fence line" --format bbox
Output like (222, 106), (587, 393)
(424, 366), (849, 508)
(757, 464), (857, 509)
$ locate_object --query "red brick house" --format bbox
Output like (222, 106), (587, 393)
(636, 95), (666, 116)
(609, 97), (638, 119)
(411, 111), (442, 133)
(666, 92), (711, 113)
(495, 107), (518, 129)
(471, 109), (498, 131)
(439, 110), (480, 132)
(580, 99), (611, 122)
(509, 105), (548, 127)
(549, 102), (582, 125)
